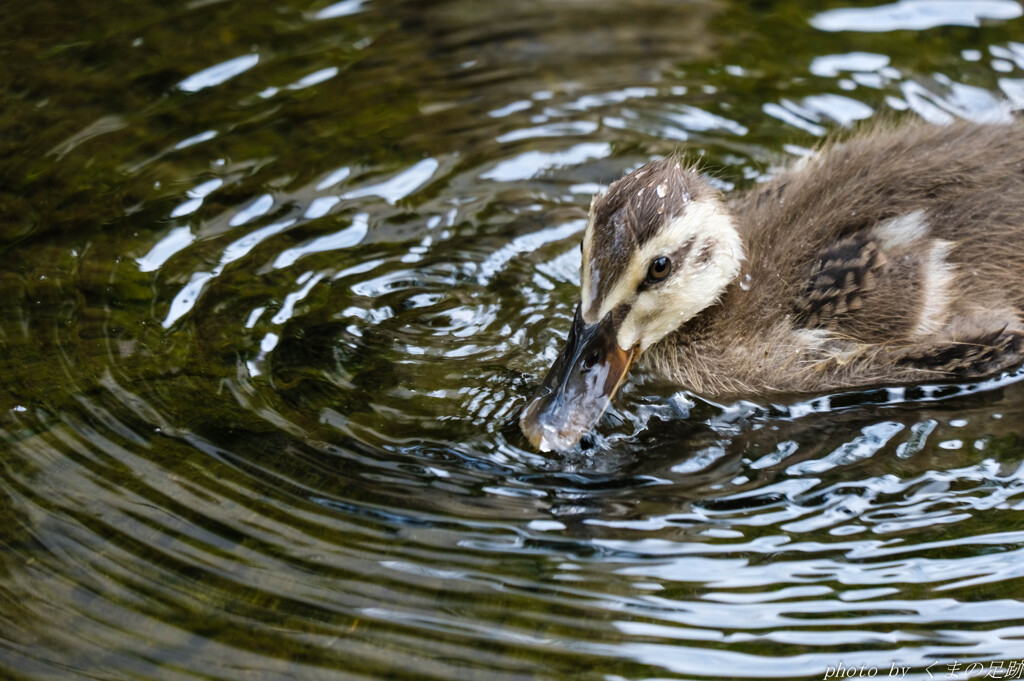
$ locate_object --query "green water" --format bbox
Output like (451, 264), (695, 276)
(4, 0), (1024, 679)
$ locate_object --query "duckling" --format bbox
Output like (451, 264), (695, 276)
(520, 118), (1024, 452)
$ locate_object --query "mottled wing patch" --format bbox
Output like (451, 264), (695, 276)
(795, 236), (887, 328)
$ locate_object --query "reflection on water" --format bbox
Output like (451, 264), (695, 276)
(3, 0), (1024, 679)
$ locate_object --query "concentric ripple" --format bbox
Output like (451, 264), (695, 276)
(3, 0), (1024, 680)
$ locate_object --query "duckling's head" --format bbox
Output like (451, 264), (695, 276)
(520, 158), (744, 452)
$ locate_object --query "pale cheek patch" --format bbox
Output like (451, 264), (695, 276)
(617, 259), (739, 351)
(592, 198), (743, 325)
(617, 286), (696, 351)
(615, 210), (744, 352)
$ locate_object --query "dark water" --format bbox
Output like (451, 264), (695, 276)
(4, 1), (1024, 679)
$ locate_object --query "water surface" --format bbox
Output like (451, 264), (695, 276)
(4, 1), (1024, 679)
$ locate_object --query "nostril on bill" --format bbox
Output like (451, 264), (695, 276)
(581, 352), (598, 372)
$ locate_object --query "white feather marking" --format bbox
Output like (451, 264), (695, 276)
(794, 328), (830, 348)
(585, 266), (600, 316)
(914, 239), (955, 337)
(872, 210), (929, 250)
(790, 156), (811, 174)
(580, 197), (597, 319)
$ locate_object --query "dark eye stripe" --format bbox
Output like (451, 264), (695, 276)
(670, 237), (696, 264)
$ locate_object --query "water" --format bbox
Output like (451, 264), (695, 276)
(3, 0), (1024, 679)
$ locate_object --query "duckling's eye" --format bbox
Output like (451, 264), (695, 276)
(647, 256), (672, 283)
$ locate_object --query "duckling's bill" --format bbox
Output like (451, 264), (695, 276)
(519, 306), (636, 452)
